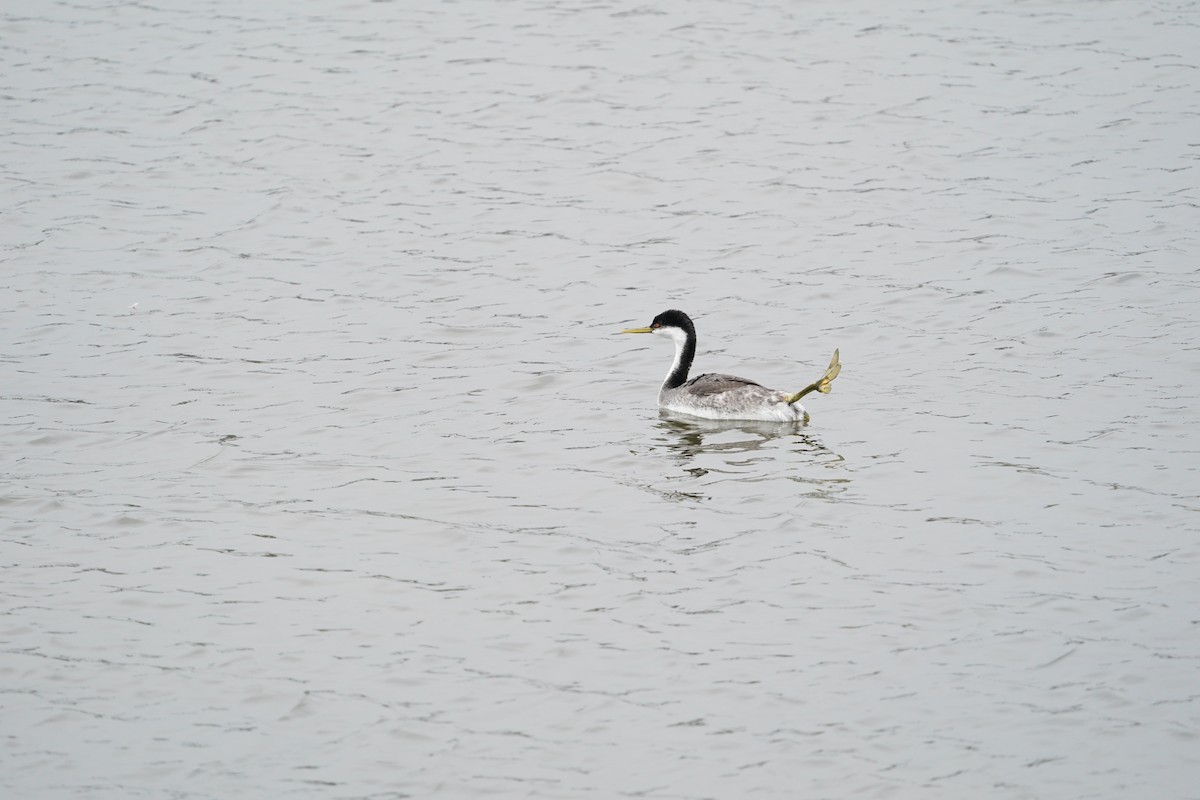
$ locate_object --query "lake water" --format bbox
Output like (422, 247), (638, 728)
(3, 1), (1199, 798)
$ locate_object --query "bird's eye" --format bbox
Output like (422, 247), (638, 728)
(651, 323), (660, 329)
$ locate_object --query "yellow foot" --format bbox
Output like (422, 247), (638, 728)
(785, 349), (841, 405)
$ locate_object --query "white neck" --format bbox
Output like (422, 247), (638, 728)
(657, 325), (692, 389)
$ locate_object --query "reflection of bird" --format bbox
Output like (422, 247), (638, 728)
(621, 309), (841, 422)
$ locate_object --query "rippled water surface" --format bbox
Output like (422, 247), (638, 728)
(4, 1), (1199, 798)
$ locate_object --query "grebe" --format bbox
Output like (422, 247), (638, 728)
(621, 309), (840, 422)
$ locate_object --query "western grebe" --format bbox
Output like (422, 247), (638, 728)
(621, 309), (841, 422)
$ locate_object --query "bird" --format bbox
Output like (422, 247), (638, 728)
(620, 309), (840, 422)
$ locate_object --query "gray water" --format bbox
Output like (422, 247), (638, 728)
(3, 1), (1199, 798)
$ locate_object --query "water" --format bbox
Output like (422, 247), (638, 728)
(3, 1), (1199, 797)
